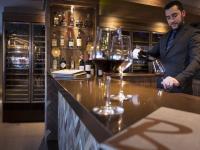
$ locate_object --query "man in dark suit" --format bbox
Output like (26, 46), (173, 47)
(134, 0), (200, 94)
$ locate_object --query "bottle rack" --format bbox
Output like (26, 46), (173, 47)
(4, 23), (30, 102)
(49, 4), (96, 70)
(32, 24), (45, 102)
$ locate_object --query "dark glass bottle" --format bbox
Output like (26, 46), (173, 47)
(76, 17), (83, 28)
(76, 29), (82, 48)
(60, 58), (67, 69)
(85, 59), (91, 78)
(69, 12), (74, 27)
(79, 58), (85, 71)
(68, 31), (74, 48)
(84, 14), (92, 28)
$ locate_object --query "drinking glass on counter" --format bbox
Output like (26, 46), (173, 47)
(93, 76), (124, 115)
(92, 27), (125, 115)
(109, 35), (133, 101)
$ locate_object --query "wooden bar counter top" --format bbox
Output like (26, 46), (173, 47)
(46, 74), (200, 149)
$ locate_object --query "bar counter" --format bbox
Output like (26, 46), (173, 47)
(46, 74), (200, 149)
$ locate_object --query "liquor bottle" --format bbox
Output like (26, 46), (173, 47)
(69, 11), (74, 27)
(68, 30), (74, 48)
(76, 29), (82, 48)
(60, 34), (65, 47)
(76, 17), (83, 28)
(58, 11), (62, 26)
(70, 56), (75, 69)
(85, 59), (91, 78)
(90, 60), (95, 76)
(97, 68), (103, 77)
(51, 33), (58, 47)
(60, 58), (67, 69)
(61, 11), (67, 26)
(84, 13), (92, 28)
(53, 12), (59, 26)
(79, 58), (85, 71)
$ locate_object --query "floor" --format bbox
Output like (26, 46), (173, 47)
(0, 93), (46, 150)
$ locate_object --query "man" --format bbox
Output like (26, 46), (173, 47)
(134, 0), (200, 94)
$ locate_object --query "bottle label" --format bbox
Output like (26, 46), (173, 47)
(60, 39), (65, 46)
(91, 68), (94, 76)
(71, 60), (75, 69)
(98, 69), (103, 76)
(86, 73), (91, 78)
(52, 39), (57, 47)
(69, 41), (74, 47)
(77, 39), (82, 47)
(85, 64), (91, 71)
(79, 65), (84, 71)
(60, 62), (66, 69)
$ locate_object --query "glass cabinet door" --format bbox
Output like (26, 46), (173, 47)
(32, 24), (45, 102)
(4, 22), (30, 102)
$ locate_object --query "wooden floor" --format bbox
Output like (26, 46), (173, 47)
(0, 97), (45, 150)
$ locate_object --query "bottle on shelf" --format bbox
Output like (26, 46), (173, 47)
(68, 30), (74, 48)
(51, 33), (58, 47)
(53, 12), (59, 26)
(60, 34), (65, 47)
(79, 56), (85, 71)
(85, 59), (91, 78)
(69, 11), (74, 27)
(70, 56), (75, 69)
(61, 11), (67, 27)
(60, 57), (67, 69)
(84, 53), (91, 78)
(76, 17), (83, 28)
(76, 29), (82, 48)
(84, 13), (92, 28)
(97, 68), (103, 77)
(58, 11), (63, 26)
(90, 60), (95, 76)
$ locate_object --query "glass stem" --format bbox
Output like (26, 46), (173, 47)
(105, 76), (111, 107)
(119, 71), (124, 94)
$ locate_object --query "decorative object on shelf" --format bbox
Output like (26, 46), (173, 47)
(51, 47), (61, 70)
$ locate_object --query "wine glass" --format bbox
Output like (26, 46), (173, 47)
(92, 27), (124, 115)
(93, 76), (124, 115)
(110, 35), (133, 101)
(152, 59), (165, 75)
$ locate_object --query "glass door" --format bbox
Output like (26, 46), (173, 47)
(32, 24), (45, 102)
(4, 22), (30, 102)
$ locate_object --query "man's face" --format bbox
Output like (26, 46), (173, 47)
(165, 5), (186, 30)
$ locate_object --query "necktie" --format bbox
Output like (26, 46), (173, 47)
(166, 30), (176, 50)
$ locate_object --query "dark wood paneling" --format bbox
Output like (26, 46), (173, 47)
(3, 7), (45, 23)
(99, 0), (200, 32)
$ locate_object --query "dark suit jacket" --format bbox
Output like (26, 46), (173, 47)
(149, 24), (200, 94)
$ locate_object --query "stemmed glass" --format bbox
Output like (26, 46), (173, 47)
(110, 35), (133, 101)
(152, 59), (165, 75)
(92, 27), (124, 115)
(93, 76), (124, 115)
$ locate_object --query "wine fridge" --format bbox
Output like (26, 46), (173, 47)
(3, 22), (45, 122)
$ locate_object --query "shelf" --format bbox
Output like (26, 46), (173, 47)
(8, 34), (29, 37)
(34, 35), (45, 38)
(6, 89), (28, 92)
(34, 41), (45, 43)
(52, 25), (92, 30)
(6, 79), (28, 81)
(6, 67), (29, 70)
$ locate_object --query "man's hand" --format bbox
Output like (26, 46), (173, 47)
(161, 76), (180, 89)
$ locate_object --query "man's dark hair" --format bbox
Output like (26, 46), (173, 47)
(164, 0), (184, 11)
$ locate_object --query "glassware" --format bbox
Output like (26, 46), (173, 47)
(93, 76), (124, 115)
(152, 59), (165, 75)
(91, 27), (126, 115)
(110, 35), (133, 101)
